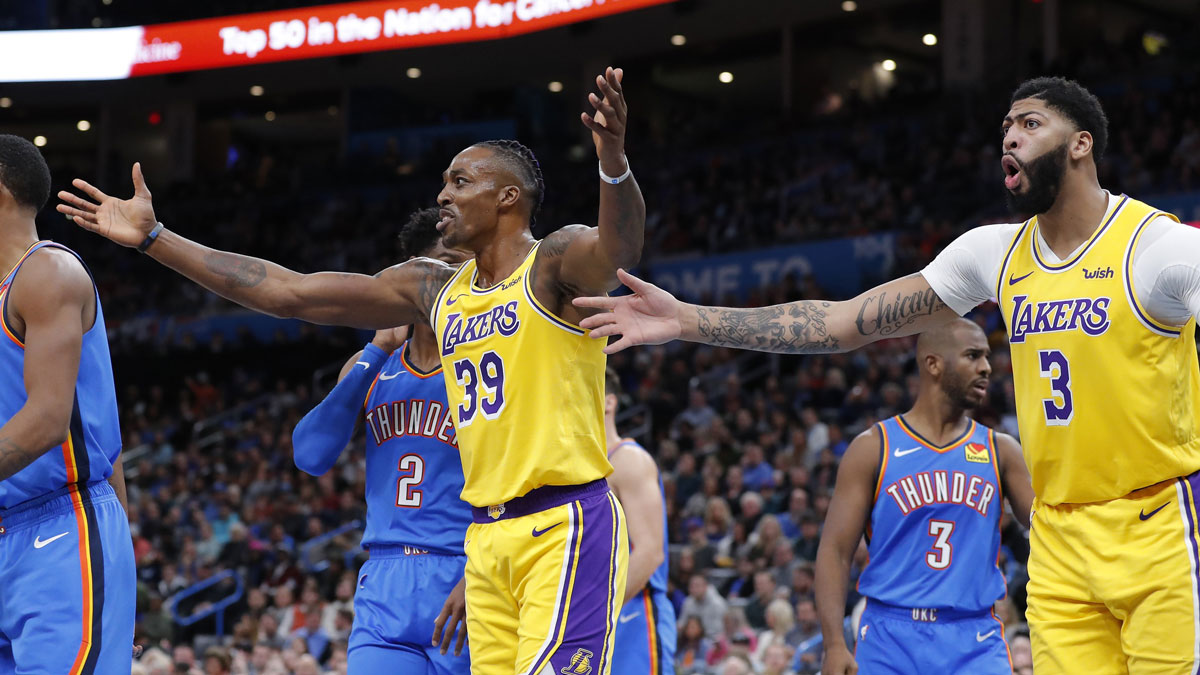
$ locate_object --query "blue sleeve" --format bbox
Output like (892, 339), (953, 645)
(293, 343), (388, 476)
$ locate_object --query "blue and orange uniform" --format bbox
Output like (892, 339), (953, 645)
(609, 439), (676, 675)
(293, 339), (472, 674)
(854, 415), (1011, 674)
(0, 241), (135, 674)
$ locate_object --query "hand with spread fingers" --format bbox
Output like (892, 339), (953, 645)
(572, 268), (684, 353)
(56, 162), (159, 248)
(581, 66), (629, 176)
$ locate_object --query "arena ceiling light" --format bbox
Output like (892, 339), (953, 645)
(842, 1), (857, 11)
(406, 67), (421, 79)
(547, 81), (563, 93)
(670, 34), (686, 46)
(264, 111), (276, 121)
(0, 0), (677, 83)
(881, 59), (896, 71)
(249, 85), (264, 96)
(77, 120), (91, 131)
(923, 33), (938, 46)
(718, 71), (734, 83)
(0, 97), (11, 108)
(33, 136), (46, 147)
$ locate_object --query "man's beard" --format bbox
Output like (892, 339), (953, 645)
(1005, 141), (1068, 216)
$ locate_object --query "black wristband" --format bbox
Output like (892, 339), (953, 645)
(137, 222), (164, 253)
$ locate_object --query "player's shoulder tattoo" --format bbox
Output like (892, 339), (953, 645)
(386, 257), (456, 320)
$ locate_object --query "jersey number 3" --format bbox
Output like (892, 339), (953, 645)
(1038, 349), (1074, 426)
(453, 350), (507, 427)
(926, 519), (954, 570)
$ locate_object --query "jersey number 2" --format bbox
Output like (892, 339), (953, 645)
(1038, 349), (1074, 426)
(396, 454), (424, 508)
(453, 351), (506, 427)
(926, 519), (954, 570)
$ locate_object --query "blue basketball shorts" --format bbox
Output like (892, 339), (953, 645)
(854, 600), (1011, 674)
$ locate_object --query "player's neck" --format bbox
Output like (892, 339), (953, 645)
(0, 214), (39, 278)
(1035, 181), (1108, 259)
(903, 394), (970, 446)
(406, 323), (442, 372)
(472, 229), (537, 288)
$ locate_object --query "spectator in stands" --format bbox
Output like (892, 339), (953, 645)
(678, 573), (728, 639)
(793, 515), (821, 562)
(754, 598), (796, 665)
(677, 616), (714, 675)
(787, 597), (821, 649)
(201, 646), (231, 674)
(762, 643), (798, 675)
(675, 388), (718, 437)
(745, 570), (780, 629)
(742, 443), (774, 490)
(710, 607), (758, 665)
(290, 611), (331, 664)
(1011, 628), (1034, 675)
(777, 488), (811, 539)
(719, 654), (754, 675)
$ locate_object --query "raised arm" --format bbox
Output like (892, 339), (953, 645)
(815, 428), (881, 675)
(0, 250), (94, 481)
(545, 67), (645, 297)
(576, 269), (959, 354)
(58, 164), (451, 330)
(995, 432), (1033, 529)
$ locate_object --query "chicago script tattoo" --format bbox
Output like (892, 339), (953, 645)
(855, 288), (946, 337)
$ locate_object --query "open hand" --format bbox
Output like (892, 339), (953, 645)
(572, 269), (683, 353)
(57, 163), (158, 248)
(581, 67), (628, 174)
(431, 575), (468, 656)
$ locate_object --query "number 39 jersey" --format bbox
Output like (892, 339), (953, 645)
(857, 416), (1005, 612)
(996, 196), (1200, 505)
(430, 241), (611, 507)
(361, 342), (470, 554)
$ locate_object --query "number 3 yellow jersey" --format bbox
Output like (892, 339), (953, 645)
(431, 242), (612, 507)
(997, 195), (1200, 505)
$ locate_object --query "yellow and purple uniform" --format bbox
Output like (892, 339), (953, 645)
(996, 196), (1200, 673)
(432, 242), (628, 675)
(0, 241), (135, 674)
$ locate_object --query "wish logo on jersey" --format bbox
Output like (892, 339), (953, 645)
(440, 301), (520, 356)
(1008, 294), (1111, 343)
(365, 398), (457, 448)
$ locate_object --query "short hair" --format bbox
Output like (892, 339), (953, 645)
(604, 367), (622, 398)
(397, 207), (443, 259)
(0, 134), (51, 212)
(1010, 76), (1109, 163)
(472, 139), (544, 227)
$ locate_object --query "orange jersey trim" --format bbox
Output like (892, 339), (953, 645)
(399, 342), (443, 379)
(644, 589), (659, 674)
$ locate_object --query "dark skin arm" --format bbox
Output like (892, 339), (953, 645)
(995, 432), (1033, 528)
(534, 67), (645, 323)
(108, 455), (129, 514)
(815, 427), (881, 675)
(0, 249), (95, 481)
(576, 271), (960, 354)
(57, 164), (453, 330)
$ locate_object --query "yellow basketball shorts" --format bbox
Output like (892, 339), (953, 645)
(463, 479), (629, 675)
(1027, 469), (1200, 674)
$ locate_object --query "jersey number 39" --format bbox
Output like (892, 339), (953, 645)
(452, 350), (507, 427)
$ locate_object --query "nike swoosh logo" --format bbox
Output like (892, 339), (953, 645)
(446, 294), (466, 306)
(532, 522), (564, 537)
(1140, 501), (1170, 521)
(355, 361), (370, 370)
(893, 447), (922, 458)
(976, 630), (996, 642)
(379, 372), (401, 380)
(618, 612), (641, 624)
(1008, 271), (1033, 286)
(33, 532), (69, 549)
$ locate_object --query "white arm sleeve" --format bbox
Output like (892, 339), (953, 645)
(1132, 218), (1200, 326)
(920, 223), (1022, 316)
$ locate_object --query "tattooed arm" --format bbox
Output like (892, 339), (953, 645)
(0, 249), (95, 482)
(58, 164), (452, 329)
(576, 270), (958, 354)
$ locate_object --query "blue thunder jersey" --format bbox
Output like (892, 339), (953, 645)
(856, 416), (1005, 612)
(610, 440), (670, 595)
(0, 242), (120, 508)
(361, 341), (470, 555)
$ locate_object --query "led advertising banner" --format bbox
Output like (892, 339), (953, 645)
(0, 0), (675, 82)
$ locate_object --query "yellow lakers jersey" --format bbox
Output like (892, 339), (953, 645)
(997, 195), (1200, 504)
(431, 242), (612, 507)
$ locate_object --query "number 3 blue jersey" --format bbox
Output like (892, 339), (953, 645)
(361, 342), (471, 555)
(856, 416), (1006, 612)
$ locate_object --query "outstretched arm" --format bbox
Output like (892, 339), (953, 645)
(547, 67), (645, 296)
(576, 269), (958, 354)
(815, 428), (880, 675)
(58, 164), (450, 330)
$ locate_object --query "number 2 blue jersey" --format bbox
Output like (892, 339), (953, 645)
(0, 242), (121, 508)
(361, 342), (470, 555)
(856, 416), (1005, 612)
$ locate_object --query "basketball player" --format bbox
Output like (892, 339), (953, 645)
(291, 208), (472, 673)
(574, 76), (1200, 673)
(0, 134), (135, 673)
(602, 368), (676, 675)
(816, 319), (1033, 674)
(59, 66), (642, 675)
